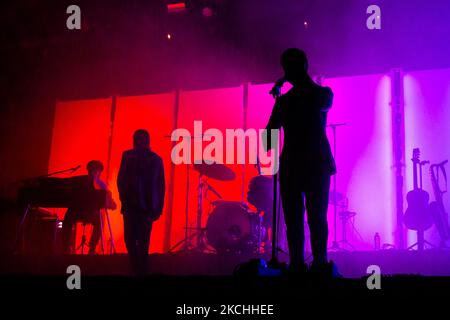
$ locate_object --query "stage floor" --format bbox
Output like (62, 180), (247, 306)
(1, 249), (450, 278)
(1, 273), (449, 318)
(2, 250), (450, 317)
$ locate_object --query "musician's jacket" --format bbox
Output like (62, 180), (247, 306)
(117, 148), (165, 221)
(265, 83), (336, 181)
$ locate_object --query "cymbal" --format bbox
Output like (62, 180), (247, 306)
(193, 162), (235, 181)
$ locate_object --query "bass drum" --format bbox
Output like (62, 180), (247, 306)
(206, 201), (259, 253)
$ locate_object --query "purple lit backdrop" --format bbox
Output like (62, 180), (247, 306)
(404, 68), (450, 247)
(322, 74), (393, 250)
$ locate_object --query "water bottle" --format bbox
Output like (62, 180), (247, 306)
(374, 232), (381, 250)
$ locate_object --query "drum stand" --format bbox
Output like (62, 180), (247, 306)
(337, 210), (356, 251)
(257, 210), (263, 253)
(194, 174), (209, 252)
(168, 168), (213, 253)
(168, 164), (194, 252)
(169, 227), (211, 252)
(327, 123), (347, 252)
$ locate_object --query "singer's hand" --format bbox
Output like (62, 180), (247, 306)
(269, 77), (286, 98)
(269, 86), (281, 98)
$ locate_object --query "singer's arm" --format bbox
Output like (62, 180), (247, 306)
(316, 86), (333, 112)
(263, 98), (282, 152)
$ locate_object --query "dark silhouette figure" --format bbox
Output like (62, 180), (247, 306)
(62, 160), (116, 254)
(265, 48), (336, 273)
(117, 129), (165, 275)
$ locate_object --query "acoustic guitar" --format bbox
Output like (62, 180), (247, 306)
(404, 148), (433, 231)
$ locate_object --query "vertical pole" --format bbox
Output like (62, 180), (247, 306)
(105, 96), (116, 183)
(269, 93), (281, 267)
(390, 69), (406, 249)
(196, 174), (203, 249)
(105, 96), (116, 253)
(270, 171), (278, 264)
(242, 83), (249, 201)
(163, 90), (180, 252)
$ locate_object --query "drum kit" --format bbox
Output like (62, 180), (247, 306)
(169, 161), (358, 254)
(169, 162), (274, 254)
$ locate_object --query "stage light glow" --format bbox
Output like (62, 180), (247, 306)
(167, 2), (186, 14)
(202, 7), (213, 17)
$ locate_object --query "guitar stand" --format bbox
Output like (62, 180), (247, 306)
(407, 240), (435, 251)
(407, 230), (435, 251)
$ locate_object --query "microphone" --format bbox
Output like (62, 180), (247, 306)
(71, 165), (81, 173)
(269, 77), (286, 98)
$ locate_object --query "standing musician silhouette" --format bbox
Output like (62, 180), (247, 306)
(265, 48), (339, 277)
(117, 129), (165, 275)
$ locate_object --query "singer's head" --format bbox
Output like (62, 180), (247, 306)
(86, 160), (104, 179)
(133, 129), (150, 150)
(281, 48), (309, 85)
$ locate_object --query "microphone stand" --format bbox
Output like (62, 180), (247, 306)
(268, 93), (282, 269)
(42, 166), (81, 177)
(21, 165), (81, 183)
(233, 84), (285, 276)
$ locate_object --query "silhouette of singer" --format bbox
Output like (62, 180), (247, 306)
(265, 48), (337, 275)
(118, 129), (165, 275)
